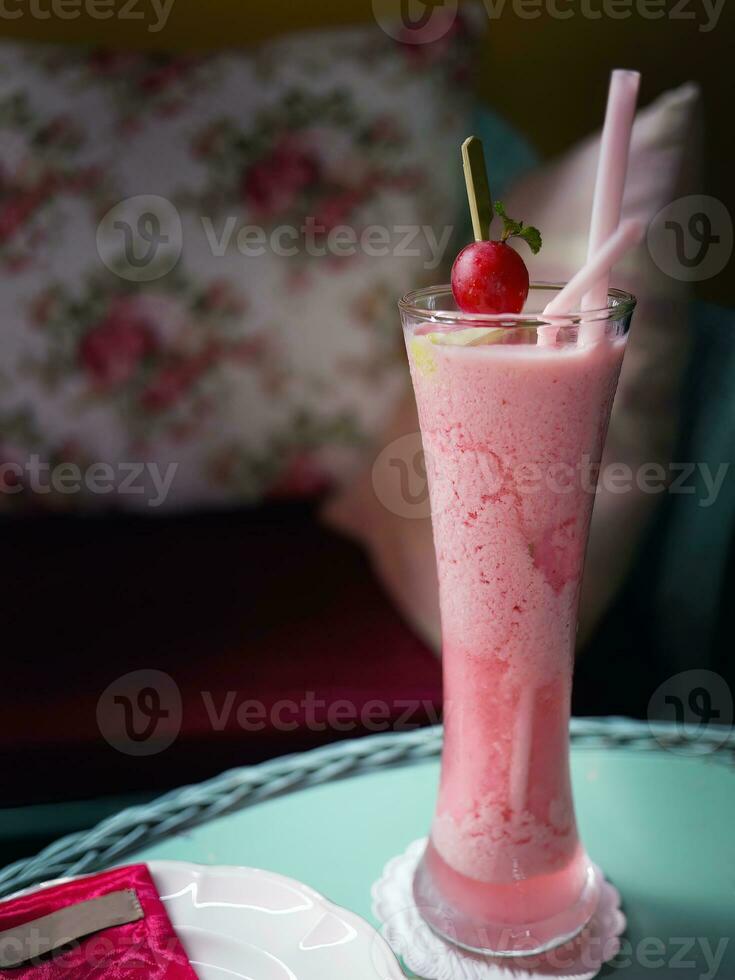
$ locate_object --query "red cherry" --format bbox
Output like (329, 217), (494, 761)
(451, 240), (529, 314)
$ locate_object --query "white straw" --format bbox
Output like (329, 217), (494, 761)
(543, 219), (644, 318)
(509, 687), (535, 817)
(582, 70), (640, 312)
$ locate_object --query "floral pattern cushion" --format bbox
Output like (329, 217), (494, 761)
(0, 19), (475, 511)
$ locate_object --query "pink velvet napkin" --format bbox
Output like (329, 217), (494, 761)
(0, 864), (198, 978)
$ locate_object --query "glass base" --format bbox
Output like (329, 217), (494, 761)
(412, 848), (601, 957)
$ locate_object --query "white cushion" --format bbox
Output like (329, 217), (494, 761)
(0, 25), (474, 510)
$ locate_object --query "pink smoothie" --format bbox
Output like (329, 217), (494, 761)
(408, 329), (625, 946)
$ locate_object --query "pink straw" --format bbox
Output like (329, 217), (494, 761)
(582, 70), (640, 312)
(542, 219), (645, 318)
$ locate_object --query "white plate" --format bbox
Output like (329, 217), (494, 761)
(16, 861), (405, 980)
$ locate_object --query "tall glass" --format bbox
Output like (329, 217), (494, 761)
(403, 284), (636, 956)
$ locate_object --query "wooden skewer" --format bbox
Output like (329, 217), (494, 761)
(461, 135), (493, 242)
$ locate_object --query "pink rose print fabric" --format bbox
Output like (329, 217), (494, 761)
(0, 17), (477, 511)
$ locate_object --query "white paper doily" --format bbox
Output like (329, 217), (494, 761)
(371, 839), (625, 980)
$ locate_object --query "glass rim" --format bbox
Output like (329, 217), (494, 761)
(398, 282), (637, 326)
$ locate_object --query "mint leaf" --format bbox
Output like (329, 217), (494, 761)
(493, 200), (542, 255)
(516, 225), (542, 254)
(494, 201), (522, 238)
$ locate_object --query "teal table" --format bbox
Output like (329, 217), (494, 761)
(1, 720), (733, 978)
